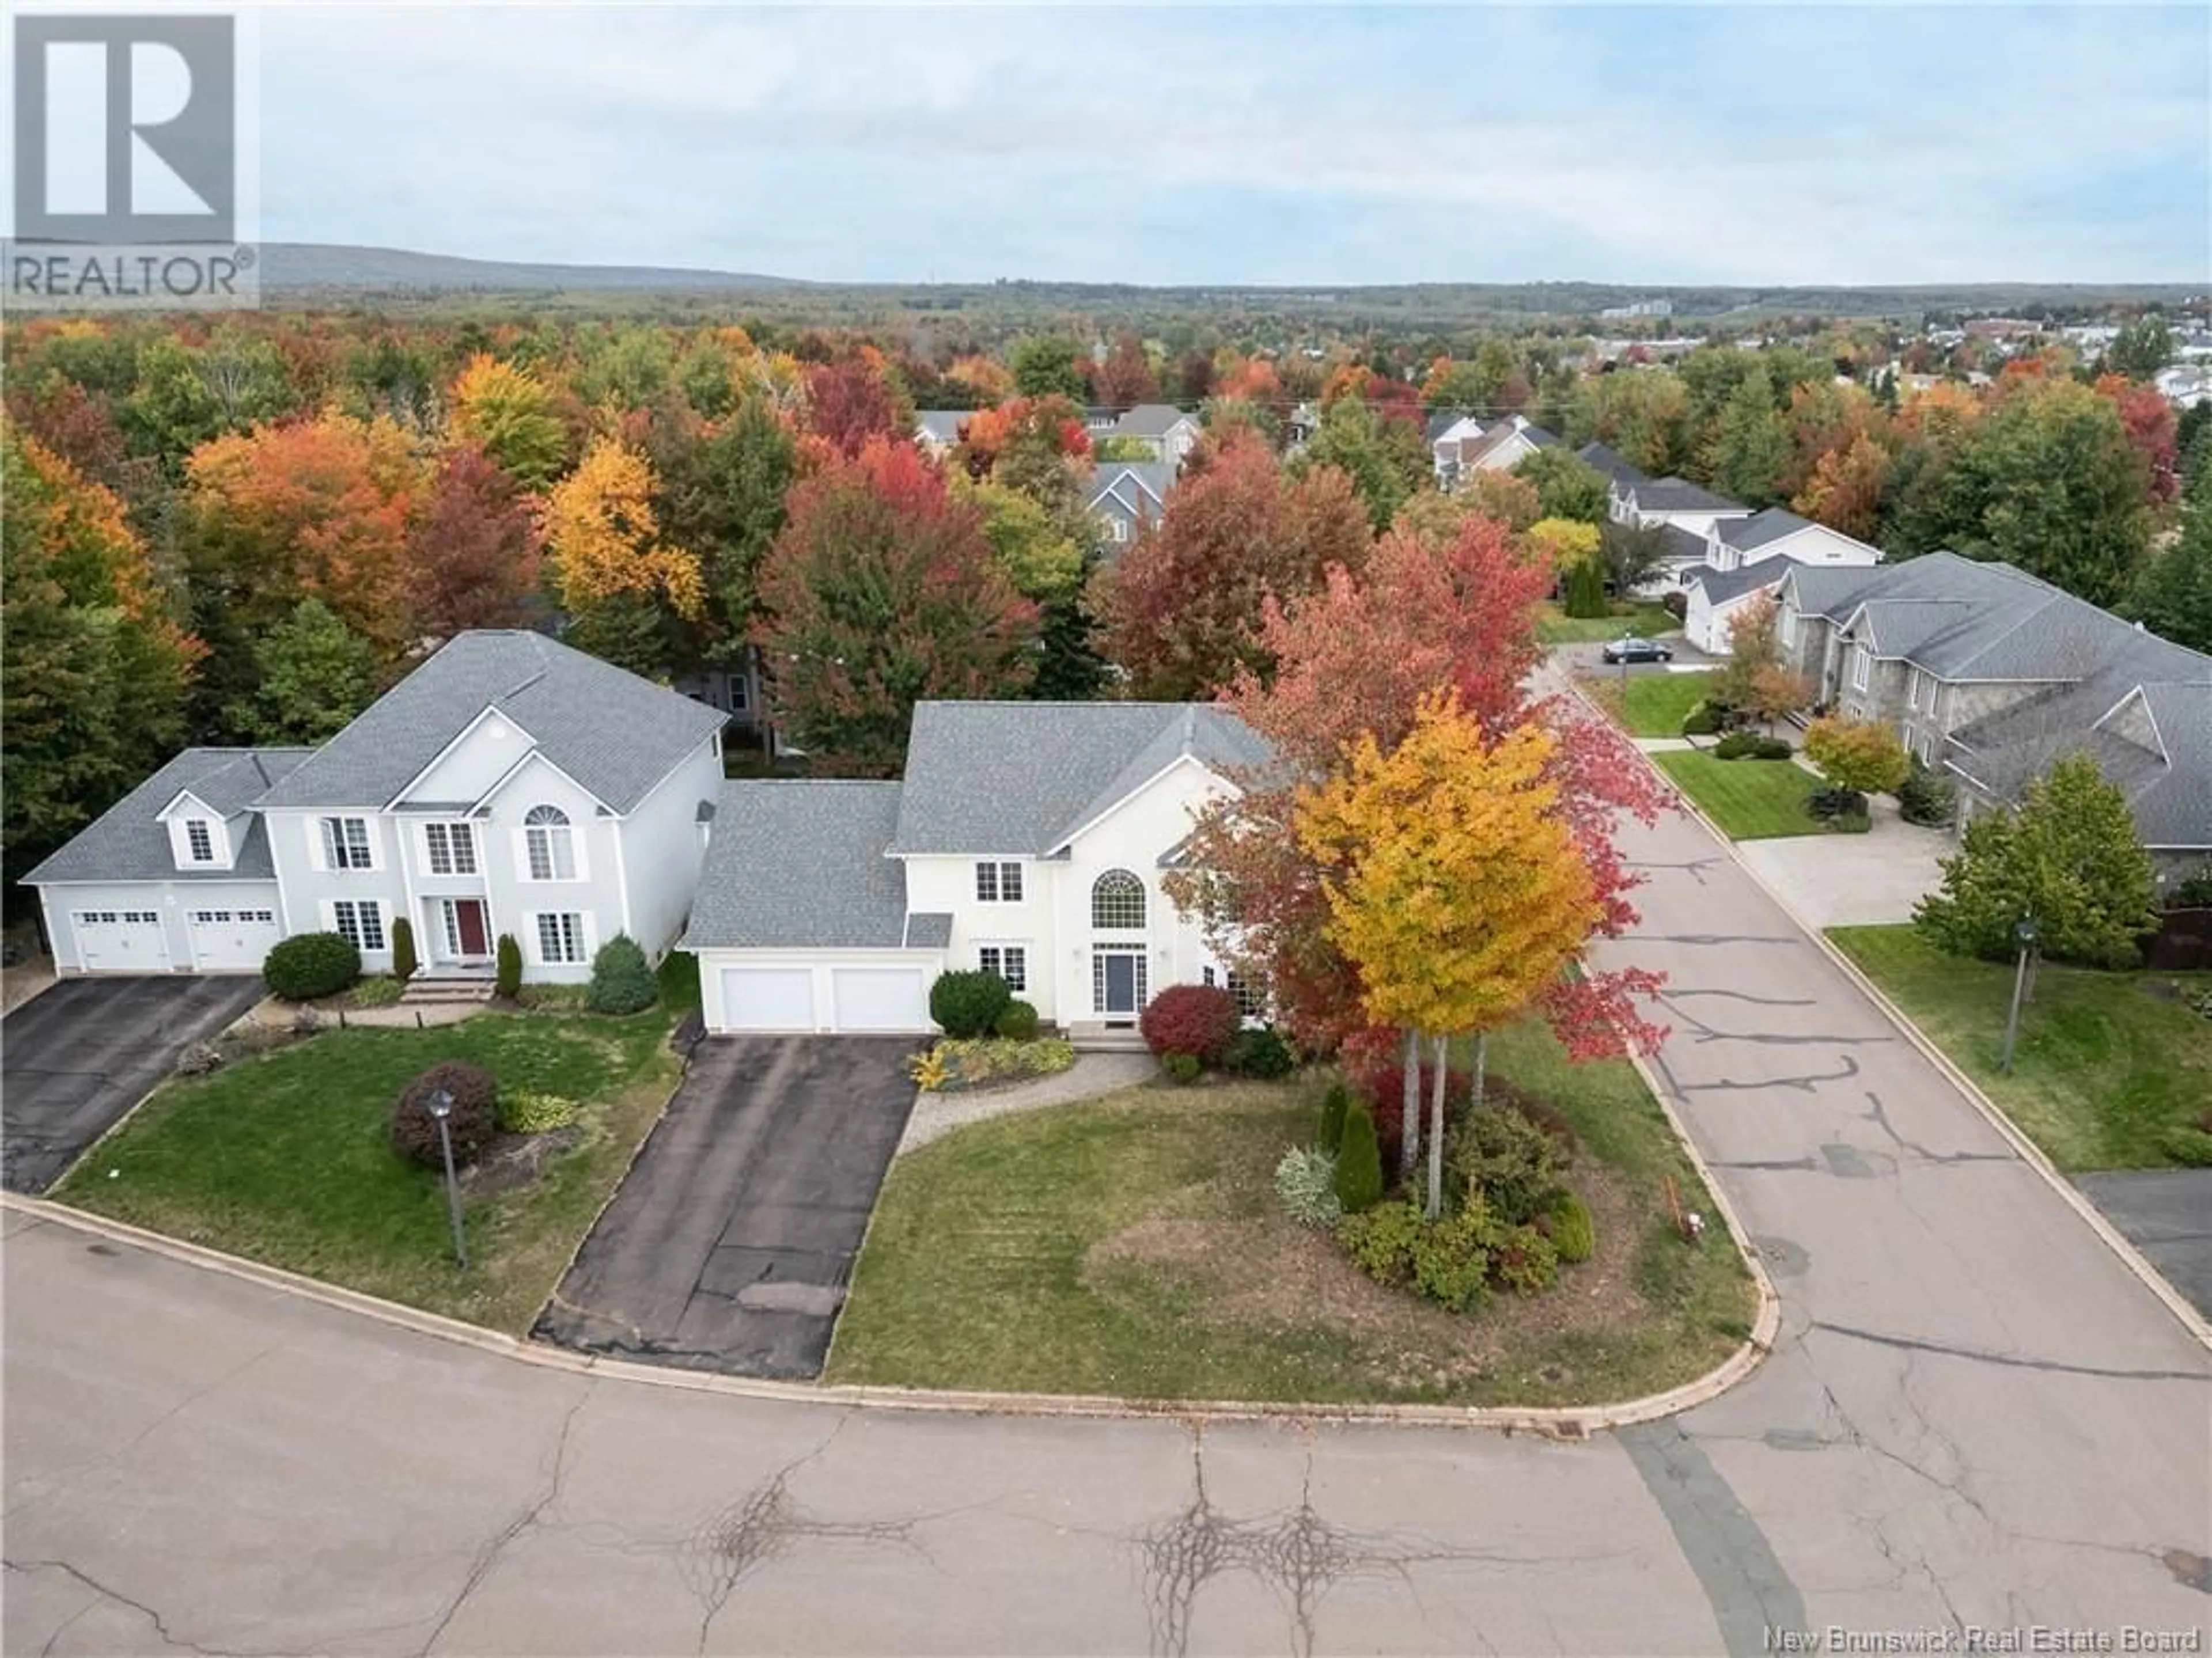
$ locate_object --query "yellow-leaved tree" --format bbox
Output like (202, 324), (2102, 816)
(1297, 692), (1601, 1216)
(542, 437), (704, 675)
(450, 354), (570, 490)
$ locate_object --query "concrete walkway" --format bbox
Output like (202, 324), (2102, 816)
(897, 1049), (1159, 1153)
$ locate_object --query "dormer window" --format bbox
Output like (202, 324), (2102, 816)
(185, 820), (216, 864)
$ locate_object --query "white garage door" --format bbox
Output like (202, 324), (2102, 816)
(830, 966), (930, 1033)
(73, 909), (169, 973)
(189, 906), (282, 972)
(719, 966), (817, 1032)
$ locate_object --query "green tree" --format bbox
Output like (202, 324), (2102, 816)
(2129, 459), (2212, 652)
(651, 395), (796, 670)
(1009, 336), (1088, 401)
(1293, 397), (1430, 530)
(1707, 363), (1791, 506)
(1513, 447), (1610, 523)
(1913, 753), (2158, 970)
(2105, 318), (2174, 381)
(228, 598), (379, 744)
(1803, 715), (1910, 796)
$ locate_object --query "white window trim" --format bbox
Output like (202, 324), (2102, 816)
(314, 815), (377, 873)
(517, 811), (588, 883)
(1907, 667), (1923, 711)
(324, 898), (388, 955)
(526, 909), (593, 967)
(1090, 869), (1148, 931)
(1850, 644), (1871, 693)
(184, 819), (218, 864)
(727, 670), (751, 712)
(974, 860), (1024, 904)
(421, 820), (480, 877)
(1091, 944), (1149, 1015)
(976, 941), (1029, 994)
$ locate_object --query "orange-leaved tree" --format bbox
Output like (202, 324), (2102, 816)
(1297, 694), (1601, 1217)
(543, 436), (703, 675)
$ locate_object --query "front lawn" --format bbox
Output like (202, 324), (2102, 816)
(1594, 669), (1714, 737)
(828, 1017), (1756, 1408)
(52, 1009), (684, 1332)
(1827, 925), (2212, 1172)
(1654, 751), (1827, 839)
(1537, 601), (1679, 646)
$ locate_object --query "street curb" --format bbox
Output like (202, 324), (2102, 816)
(1564, 670), (2212, 1354)
(1, 1179), (1774, 1437)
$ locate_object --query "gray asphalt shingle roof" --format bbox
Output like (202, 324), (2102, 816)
(1626, 477), (1748, 515)
(683, 781), (912, 950)
(1090, 461), (1177, 518)
(1686, 561), (1790, 606)
(1115, 403), (1197, 438)
(1718, 509), (1821, 552)
(253, 631), (729, 814)
(24, 748), (315, 885)
(887, 701), (1271, 857)
(1576, 442), (1649, 487)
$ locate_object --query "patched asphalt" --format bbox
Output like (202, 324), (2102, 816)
(2076, 1169), (2212, 1320)
(533, 1034), (918, 1379)
(1, 976), (267, 1193)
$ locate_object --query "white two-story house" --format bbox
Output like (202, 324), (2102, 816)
(28, 631), (730, 982)
(1680, 509), (1885, 652)
(684, 701), (1274, 1034)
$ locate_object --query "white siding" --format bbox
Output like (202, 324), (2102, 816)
(477, 753), (620, 984)
(397, 709), (533, 806)
(612, 734), (721, 961)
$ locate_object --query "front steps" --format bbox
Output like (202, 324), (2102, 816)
(400, 976), (497, 1007)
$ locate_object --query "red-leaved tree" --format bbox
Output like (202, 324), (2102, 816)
(755, 439), (1039, 775)
(408, 444), (544, 635)
(1096, 433), (1371, 700)
(1164, 513), (1666, 1062)
(804, 350), (915, 459)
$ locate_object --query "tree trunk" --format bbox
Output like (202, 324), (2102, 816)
(1469, 1031), (1488, 1113)
(1399, 1027), (1421, 1183)
(1426, 1034), (1448, 1220)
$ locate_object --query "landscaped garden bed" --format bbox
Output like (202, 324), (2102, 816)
(829, 1014), (1756, 1408)
(52, 1003), (685, 1333)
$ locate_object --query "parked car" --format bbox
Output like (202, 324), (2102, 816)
(1601, 636), (1674, 665)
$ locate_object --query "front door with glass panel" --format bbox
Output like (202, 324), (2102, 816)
(440, 898), (491, 964)
(1095, 948), (1147, 1024)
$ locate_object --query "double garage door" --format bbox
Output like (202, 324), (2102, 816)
(69, 905), (281, 973)
(717, 963), (933, 1034)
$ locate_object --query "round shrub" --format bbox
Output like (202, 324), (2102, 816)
(1715, 732), (1794, 761)
(1806, 786), (1868, 821)
(1449, 1104), (1571, 1225)
(1163, 1052), (1203, 1084)
(586, 934), (658, 1015)
(930, 969), (1013, 1038)
(994, 998), (1040, 1040)
(1138, 983), (1240, 1066)
(263, 931), (361, 1001)
(1548, 1192), (1596, 1264)
(1491, 1224), (1560, 1296)
(1680, 699), (1722, 738)
(1334, 1104), (1385, 1213)
(1225, 1025), (1295, 1079)
(391, 1061), (499, 1168)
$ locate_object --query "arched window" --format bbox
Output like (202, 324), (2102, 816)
(1091, 870), (1146, 929)
(524, 805), (576, 881)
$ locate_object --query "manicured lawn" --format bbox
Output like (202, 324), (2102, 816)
(52, 1008), (684, 1332)
(1537, 601), (1679, 646)
(1827, 925), (2212, 1172)
(1654, 750), (1826, 839)
(1593, 668), (1714, 737)
(828, 1016), (1755, 1409)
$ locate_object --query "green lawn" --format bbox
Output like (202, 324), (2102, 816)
(1595, 668), (1715, 737)
(829, 1016), (1755, 1409)
(1537, 601), (1679, 646)
(1827, 925), (2212, 1172)
(53, 1008), (683, 1332)
(1654, 750), (1827, 839)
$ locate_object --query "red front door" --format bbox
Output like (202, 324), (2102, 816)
(455, 900), (488, 957)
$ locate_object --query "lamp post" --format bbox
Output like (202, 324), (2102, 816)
(427, 1087), (468, 1270)
(1999, 916), (2039, 1075)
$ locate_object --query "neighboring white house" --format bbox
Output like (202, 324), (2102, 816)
(1611, 475), (1754, 542)
(1677, 512), (1885, 650)
(685, 702), (1274, 1035)
(1427, 412), (1487, 483)
(1088, 460), (1177, 556)
(27, 632), (730, 982)
(913, 410), (972, 456)
(1110, 404), (1202, 467)
(1449, 415), (1561, 480)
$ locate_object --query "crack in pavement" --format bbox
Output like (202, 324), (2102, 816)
(1810, 1321), (2209, 1383)
(1857, 1090), (2013, 1167)
(1633, 934), (1803, 947)
(1626, 856), (1730, 886)
(1676, 1054), (1864, 1095)
(1663, 989), (1819, 1008)
(3, 1557), (297, 1658)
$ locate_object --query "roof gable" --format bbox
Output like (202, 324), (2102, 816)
(24, 748), (315, 885)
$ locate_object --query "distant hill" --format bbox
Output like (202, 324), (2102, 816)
(257, 242), (806, 293)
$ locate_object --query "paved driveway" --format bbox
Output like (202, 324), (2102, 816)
(2078, 1169), (2212, 1320)
(0, 976), (264, 1194)
(1730, 791), (1954, 927)
(535, 1035), (917, 1379)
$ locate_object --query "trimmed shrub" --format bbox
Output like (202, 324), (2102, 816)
(1164, 1052), (1203, 1084)
(1806, 786), (1868, 821)
(263, 932), (361, 1001)
(391, 1061), (498, 1168)
(1449, 1103), (1571, 1225)
(930, 969), (1013, 1039)
(1562, 557), (1608, 619)
(1224, 1025), (1295, 1078)
(2156, 1124), (2212, 1167)
(495, 934), (522, 1000)
(1680, 699), (1722, 738)
(1316, 1080), (1352, 1152)
(391, 917), (418, 983)
(498, 1091), (579, 1134)
(1830, 810), (1872, 835)
(1491, 1224), (1560, 1295)
(994, 998), (1040, 1040)
(1138, 984), (1240, 1066)
(1275, 1146), (1342, 1227)
(1548, 1192), (1596, 1264)
(1714, 732), (1793, 761)
(1897, 759), (1957, 828)
(586, 934), (658, 1015)
(913, 1037), (1077, 1091)
(1336, 1199), (1495, 1312)
(1334, 1105), (1385, 1213)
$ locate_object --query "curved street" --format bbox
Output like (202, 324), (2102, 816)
(5, 803), (2207, 1657)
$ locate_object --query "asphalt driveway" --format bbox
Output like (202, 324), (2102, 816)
(1, 976), (266, 1194)
(534, 1034), (917, 1379)
(2077, 1168), (2212, 1321)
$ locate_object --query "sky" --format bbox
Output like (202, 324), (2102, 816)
(241, 3), (2210, 286)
